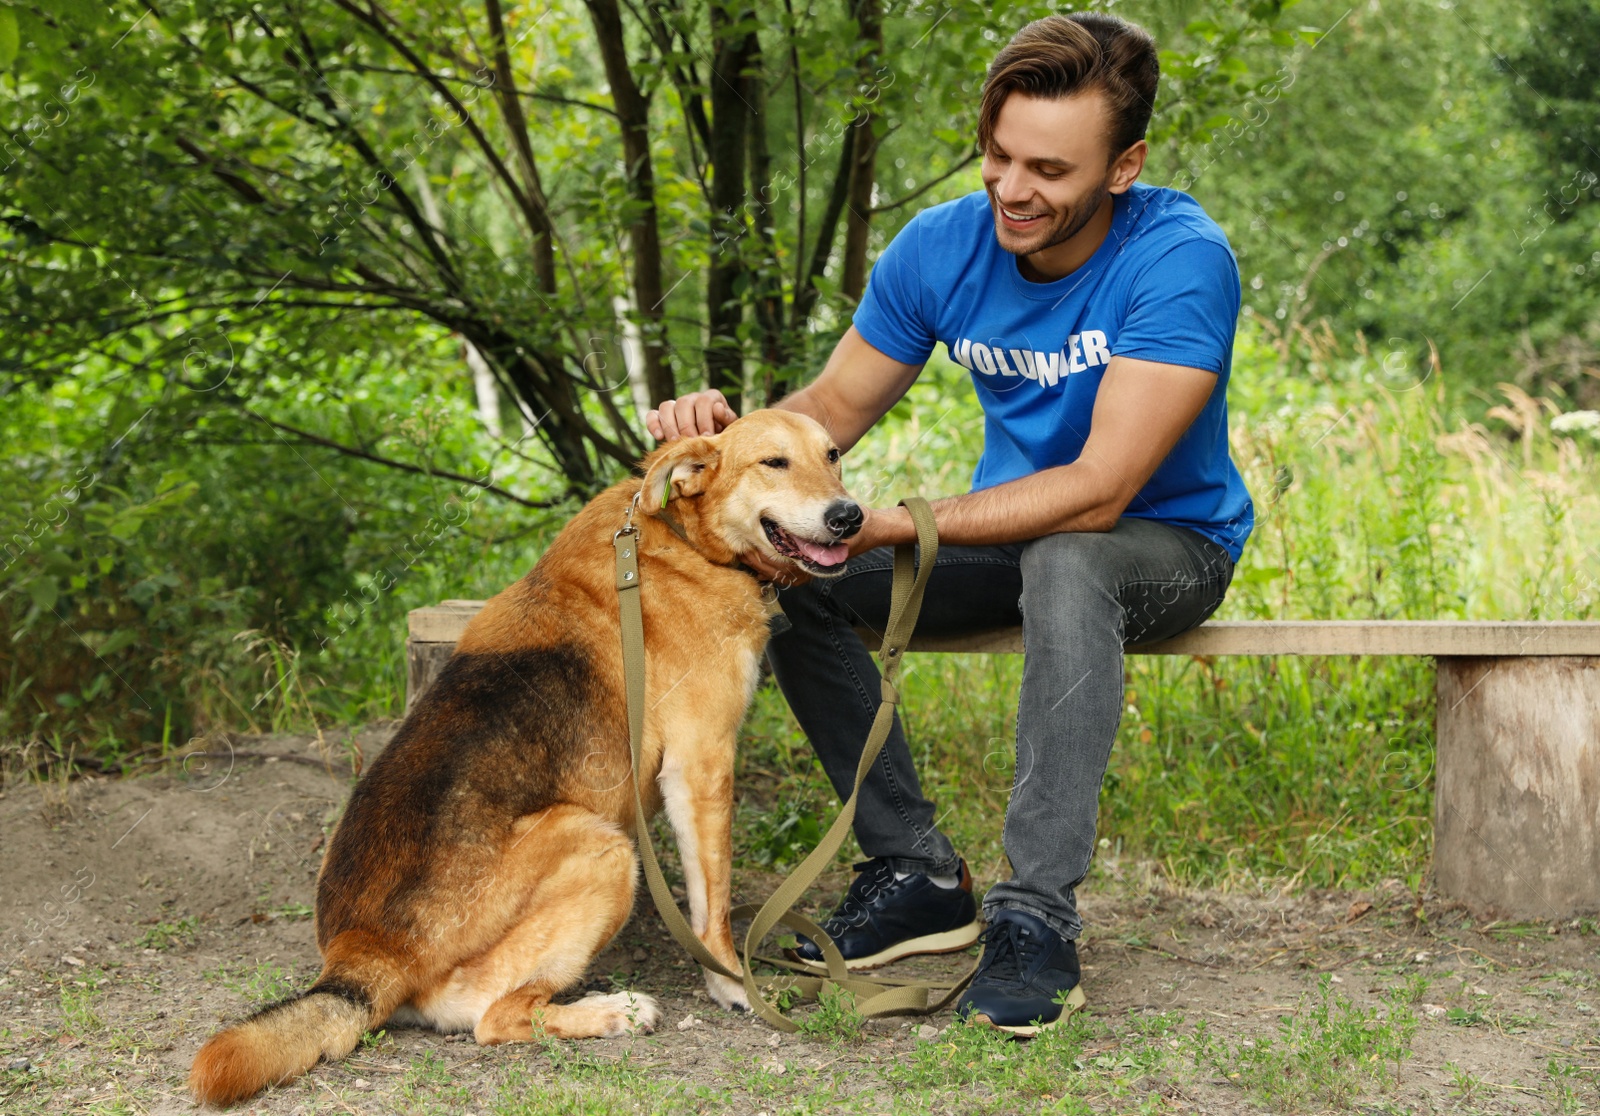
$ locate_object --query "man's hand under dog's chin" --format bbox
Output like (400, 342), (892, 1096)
(740, 546), (807, 586)
(847, 504), (916, 555)
(741, 505), (914, 587)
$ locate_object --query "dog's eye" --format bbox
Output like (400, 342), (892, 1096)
(761, 457), (789, 469)
(826, 448), (840, 463)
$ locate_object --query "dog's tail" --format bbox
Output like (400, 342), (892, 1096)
(189, 933), (408, 1106)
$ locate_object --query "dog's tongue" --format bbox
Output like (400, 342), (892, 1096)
(794, 537), (849, 567)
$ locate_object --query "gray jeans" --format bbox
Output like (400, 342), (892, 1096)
(766, 517), (1235, 940)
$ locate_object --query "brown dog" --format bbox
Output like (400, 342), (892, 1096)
(189, 410), (862, 1105)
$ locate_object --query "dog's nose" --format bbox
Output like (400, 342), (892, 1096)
(825, 500), (864, 539)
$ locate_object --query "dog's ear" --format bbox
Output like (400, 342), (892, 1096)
(641, 436), (721, 511)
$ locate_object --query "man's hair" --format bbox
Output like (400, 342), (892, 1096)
(977, 12), (1160, 161)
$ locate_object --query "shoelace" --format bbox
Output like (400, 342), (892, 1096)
(974, 921), (1045, 987)
(824, 859), (898, 930)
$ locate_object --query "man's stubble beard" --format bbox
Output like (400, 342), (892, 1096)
(989, 176), (1111, 261)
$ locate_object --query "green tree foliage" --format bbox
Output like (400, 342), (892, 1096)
(3, 1), (1295, 482)
(3, 1), (1301, 749)
(1502, 0), (1600, 189)
(1183, 0), (1599, 401)
(6, 0), (1596, 765)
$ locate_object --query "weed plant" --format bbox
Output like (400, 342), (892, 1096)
(200, 962), (301, 1006)
(1191, 975), (1419, 1109)
(792, 986), (867, 1044)
(134, 916), (197, 952)
(56, 975), (105, 1036)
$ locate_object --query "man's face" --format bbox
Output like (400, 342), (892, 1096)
(980, 90), (1120, 259)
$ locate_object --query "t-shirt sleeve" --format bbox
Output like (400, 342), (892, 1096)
(849, 213), (939, 365)
(1112, 238), (1241, 374)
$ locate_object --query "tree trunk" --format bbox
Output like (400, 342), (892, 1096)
(705, 2), (756, 412)
(792, 131), (856, 332)
(462, 326), (602, 490)
(616, 294), (652, 421)
(745, 31), (789, 405)
(465, 343), (503, 438)
(1435, 656), (1600, 917)
(485, 0), (558, 294)
(841, 0), (882, 302)
(586, 0), (674, 407)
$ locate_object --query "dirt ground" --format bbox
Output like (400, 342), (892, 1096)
(2, 726), (1597, 1115)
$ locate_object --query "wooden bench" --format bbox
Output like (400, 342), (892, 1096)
(408, 604), (1600, 921)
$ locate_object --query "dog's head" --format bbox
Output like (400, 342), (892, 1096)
(640, 410), (862, 577)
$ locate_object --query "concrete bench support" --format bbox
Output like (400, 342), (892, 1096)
(406, 606), (1600, 919)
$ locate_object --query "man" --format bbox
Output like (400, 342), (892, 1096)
(646, 12), (1252, 1033)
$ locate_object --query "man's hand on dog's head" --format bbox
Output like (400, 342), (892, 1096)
(647, 390), (738, 442)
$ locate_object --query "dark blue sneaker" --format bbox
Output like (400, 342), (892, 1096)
(955, 908), (1086, 1035)
(788, 858), (980, 971)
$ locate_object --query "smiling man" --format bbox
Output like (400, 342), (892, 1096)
(647, 12), (1253, 1033)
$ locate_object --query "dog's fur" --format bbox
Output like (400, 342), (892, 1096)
(189, 410), (858, 1106)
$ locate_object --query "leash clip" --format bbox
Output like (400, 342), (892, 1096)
(614, 490), (643, 539)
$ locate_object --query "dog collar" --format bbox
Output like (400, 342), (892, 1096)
(637, 494), (791, 635)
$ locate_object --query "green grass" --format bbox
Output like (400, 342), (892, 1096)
(57, 974), (105, 1036)
(134, 916), (197, 952)
(1483, 921), (1560, 942)
(790, 986), (867, 1045)
(1191, 975), (1420, 1110)
(201, 961), (301, 1006)
(883, 1012), (1098, 1098)
(496, 1052), (697, 1116)
(738, 648), (1440, 892)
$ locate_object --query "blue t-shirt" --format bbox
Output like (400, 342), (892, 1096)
(851, 182), (1254, 561)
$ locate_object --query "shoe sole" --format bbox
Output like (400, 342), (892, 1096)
(967, 984), (1088, 1037)
(786, 920), (983, 973)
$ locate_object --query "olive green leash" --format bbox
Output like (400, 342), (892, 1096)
(612, 495), (976, 1032)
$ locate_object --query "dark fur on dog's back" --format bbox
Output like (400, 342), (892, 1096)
(317, 639), (610, 940)
(192, 573), (634, 1107)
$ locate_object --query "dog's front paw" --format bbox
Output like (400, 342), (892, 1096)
(703, 969), (750, 1013)
(579, 990), (663, 1035)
